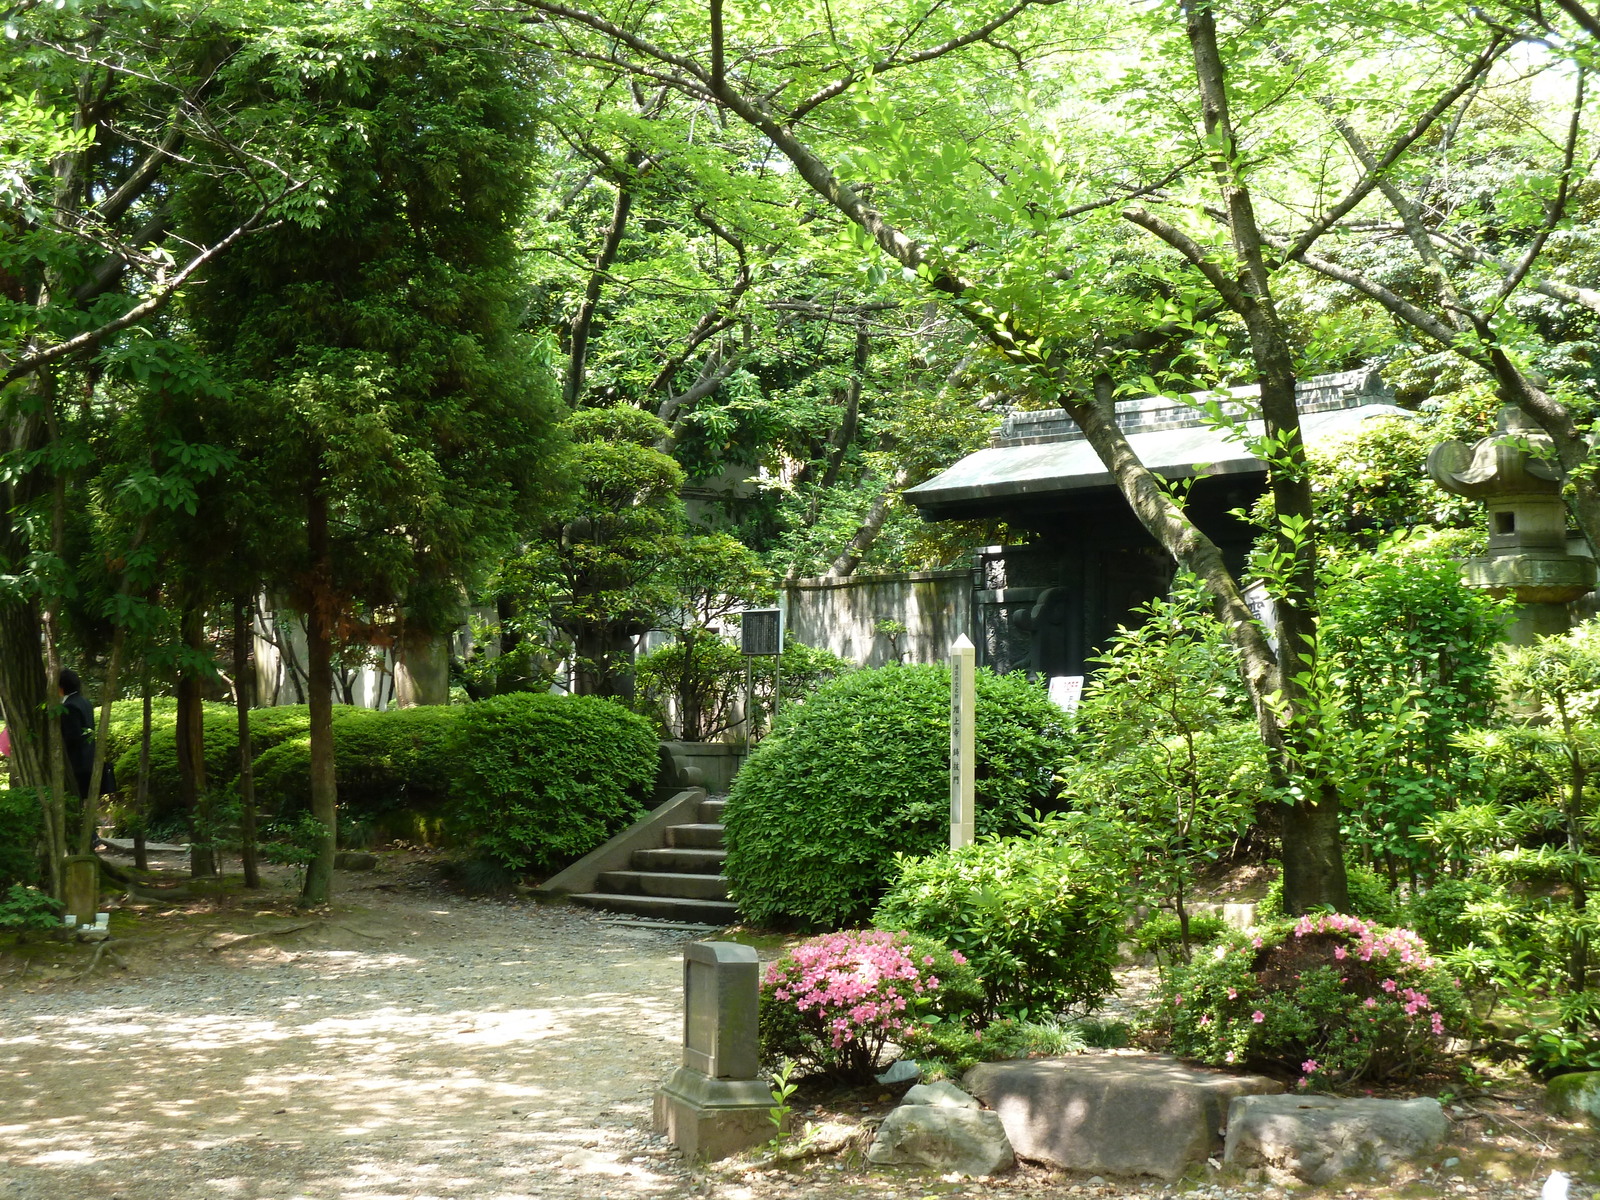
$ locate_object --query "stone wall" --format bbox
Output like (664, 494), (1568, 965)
(783, 569), (971, 667)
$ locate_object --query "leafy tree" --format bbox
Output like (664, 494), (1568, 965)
(183, 8), (567, 903)
(1059, 581), (1264, 957)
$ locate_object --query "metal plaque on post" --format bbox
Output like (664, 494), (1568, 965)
(740, 608), (782, 657)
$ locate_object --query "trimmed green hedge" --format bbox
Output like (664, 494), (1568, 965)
(724, 663), (1069, 930)
(448, 692), (659, 874)
(106, 694), (658, 874)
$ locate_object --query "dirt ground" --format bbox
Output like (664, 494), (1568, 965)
(1, 850), (1595, 1200)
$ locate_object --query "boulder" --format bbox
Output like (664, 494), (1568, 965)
(1223, 1094), (1449, 1184)
(964, 1054), (1282, 1180)
(903, 1081), (981, 1110)
(334, 852), (378, 871)
(866, 1104), (1014, 1177)
(877, 1059), (922, 1086)
(1546, 1072), (1600, 1126)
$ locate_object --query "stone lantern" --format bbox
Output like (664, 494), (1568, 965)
(1428, 405), (1596, 643)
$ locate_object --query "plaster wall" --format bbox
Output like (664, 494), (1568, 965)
(783, 569), (971, 667)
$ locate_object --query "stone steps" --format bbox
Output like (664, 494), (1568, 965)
(569, 796), (737, 924)
(569, 892), (740, 924)
(597, 870), (731, 900)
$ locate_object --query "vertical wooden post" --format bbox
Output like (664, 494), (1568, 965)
(949, 634), (976, 849)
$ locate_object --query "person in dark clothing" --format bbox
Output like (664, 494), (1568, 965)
(58, 668), (96, 801)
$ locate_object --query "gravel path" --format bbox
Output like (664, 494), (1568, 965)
(1, 862), (1594, 1200)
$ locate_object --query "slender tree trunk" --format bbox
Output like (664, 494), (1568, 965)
(234, 596), (261, 889)
(301, 485), (338, 906)
(177, 604), (216, 877)
(76, 626), (126, 854)
(135, 674), (151, 871)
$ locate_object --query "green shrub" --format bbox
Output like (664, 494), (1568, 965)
(0, 790), (43, 889)
(448, 692), (657, 875)
(0, 883), (60, 933)
(902, 1016), (1088, 1080)
(110, 701), (354, 826)
(253, 706), (459, 825)
(1258, 862), (1400, 925)
(876, 826), (1123, 1019)
(1132, 911), (1228, 967)
(758, 929), (982, 1083)
(725, 664), (1068, 929)
(1161, 914), (1470, 1087)
(1403, 877), (1505, 954)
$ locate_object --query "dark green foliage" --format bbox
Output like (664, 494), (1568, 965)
(0, 884), (61, 933)
(0, 790), (43, 889)
(1132, 912), (1228, 967)
(724, 663), (1068, 929)
(253, 706), (459, 823)
(109, 701), (353, 826)
(1319, 541), (1505, 875)
(1258, 863), (1400, 925)
(1403, 877), (1504, 954)
(448, 693), (658, 875)
(875, 828), (1123, 1019)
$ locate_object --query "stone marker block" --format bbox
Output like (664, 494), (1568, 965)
(682, 941), (759, 1078)
(1545, 1071), (1600, 1126)
(1223, 1094), (1448, 1184)
(655, 941), (772, 1161)
(964, 1054), (1283, 1180)
(63, 854), (99, 925)
(868, 1104), (1014, 1177)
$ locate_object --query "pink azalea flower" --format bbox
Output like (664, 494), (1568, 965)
(1251, 1010), (1265, 1024)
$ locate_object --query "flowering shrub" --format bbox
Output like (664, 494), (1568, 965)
(759, 930), (983, 1083)
(1161, 914), (1470, 1087)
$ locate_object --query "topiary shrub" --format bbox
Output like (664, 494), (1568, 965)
(759, 928), (982, 1083)
(1161, 914), (1470, 1087)
(447, 692), (658, 875)
(110, 701), (354, 827)
(252, 706), (461, 829)
(0, 790), (43, 889)
(875, 827), (1123, 1019)
(724, 663), (1067, 929)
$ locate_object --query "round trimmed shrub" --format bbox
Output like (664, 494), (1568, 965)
(447, 692), (658, 874)
(252, 706), (460, 826)
(724, 663), (1068, 930)
(876, 832), (1123, 1019)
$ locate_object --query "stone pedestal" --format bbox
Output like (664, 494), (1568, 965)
(654, 941), (774, 1162)
(63, 854), (99, 925)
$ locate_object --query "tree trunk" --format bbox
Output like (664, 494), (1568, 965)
(300, 485), (338, 906)
(177, 604), (215, 878)
(76, 625), (126, 854)
(393, 625), (452, 706)
(234, 597), (261, 890)
(135, 676), (151, 872)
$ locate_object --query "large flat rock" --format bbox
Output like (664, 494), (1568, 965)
(1223, 1094), (1449, 1184)
(964, 1054), (1282, 1180)
(1546, 1072), (1600, 1126)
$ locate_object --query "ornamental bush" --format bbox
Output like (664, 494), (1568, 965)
(0, 790), (42, 889)
(724, 664), (1068, 929)
(759, 928), (983, 1083)
(252, 706), (460, 824)
(875, 822), (1123, 1019)
(1161, 913), (1470, 1087)
(447, 692), (658, 874)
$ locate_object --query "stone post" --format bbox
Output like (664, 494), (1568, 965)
(1428, 406), (1596, 643)
(654, 941), (776, 1161)
(63, 854), (99, 925)
(949, 634), (976, 849)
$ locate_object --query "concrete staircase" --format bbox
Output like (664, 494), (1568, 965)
(568, 796), (738, 925)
